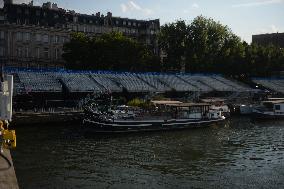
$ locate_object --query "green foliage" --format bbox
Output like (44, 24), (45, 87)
(127, 98), (144, 107)
(63, 32), (161, 72)
(151, 94), (165, 100)
(63, 17), (284, 77)
(159, 20), (187, 71)
(159, 15), (284, 76)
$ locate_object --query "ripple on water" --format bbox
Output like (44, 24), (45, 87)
(12, 117), (284, 189)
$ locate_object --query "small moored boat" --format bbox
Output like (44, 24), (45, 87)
(252, 100), (284, 120)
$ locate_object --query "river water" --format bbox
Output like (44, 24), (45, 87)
(12, 117), (284, 189)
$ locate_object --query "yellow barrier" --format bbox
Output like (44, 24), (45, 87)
(2, 130), (16, 149)
(0, 120), (16, 149)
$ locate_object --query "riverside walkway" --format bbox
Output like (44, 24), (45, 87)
(0, 149), (19, 189)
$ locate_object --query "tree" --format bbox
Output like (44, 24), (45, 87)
(159, 16), (245, 74)
(159, 15), (284, 77)
(185, 16), (245, 74)
(63, 32), (161, 72)
(65, 19), (284, 77)
(159, 20), (187, 71)
(62, 32), (91, 69)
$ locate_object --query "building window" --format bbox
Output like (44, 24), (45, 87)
(133, 22), (136, 26)
(0, 47), (4, 56)
(123, 21), (126, 25)
(72, 25), (77, 31)
(62, 36), (69, 43)
(17, 8), (22, 14)
(0, 31), (4, 39)
(23, 33), (31, 41)
(116, 20), (119, 25)
(36, 10), (40, 16)
(128, 22), (131, 26)
(88, 25), (92, 32)
(36, 34), (41, 42)
(25, 47), (29, 57)
(16, 32), (22, 41)
(36, 47), (40, 59)
(24, 19), (29, 25)
(43, 48), (49, 59)
(42, 35), (49, 43)
(95, 26), (102, 33)
(54, 48), (59, 59)
(54, 35), (59, 43)
(25, 9), (29, 15)
(73, 16), (78, 23)
(16, 47), (22, 57)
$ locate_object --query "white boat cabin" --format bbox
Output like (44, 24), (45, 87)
(167, 103), (224, 119)
(258, 100), (284, 114)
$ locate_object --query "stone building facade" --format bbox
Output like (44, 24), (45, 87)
(252, 33), (284, 48)
(0, 0), (160, 68)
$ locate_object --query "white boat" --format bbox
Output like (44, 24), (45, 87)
(252, 100), (284, 120)
(201, 98), (230, 117)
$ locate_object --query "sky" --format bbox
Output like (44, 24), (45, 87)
(1, 0), (284, 43)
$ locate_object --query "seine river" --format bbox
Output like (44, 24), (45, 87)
(12, 117), (284, 189)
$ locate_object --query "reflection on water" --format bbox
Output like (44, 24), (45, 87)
(12, 117), (284, 189)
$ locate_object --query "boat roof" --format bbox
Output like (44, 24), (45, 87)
(267, 98), (284, 101)
(201, 98), (226, 103)
(262, 100), (284, 104)
(151, 100), (183, 105)
(167, 103), (211, 107)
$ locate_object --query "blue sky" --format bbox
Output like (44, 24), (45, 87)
(3, 0), (284, 43)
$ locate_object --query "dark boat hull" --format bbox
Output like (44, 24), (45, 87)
(83, 118), (225, 133)
(252, 112), (284, 120)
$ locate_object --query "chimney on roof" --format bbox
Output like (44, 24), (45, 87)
(28, 1), (33, 6)
(96, 12), (100, 17)
(52, 3), (58, 10)
(42, 2), (52, 9)
(107, 12), (112, 18)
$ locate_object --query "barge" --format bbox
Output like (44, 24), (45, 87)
(83, 101), (226, 133)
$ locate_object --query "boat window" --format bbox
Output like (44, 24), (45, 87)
(275, 105), (281, 110)
(263, 102), (273, 109)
